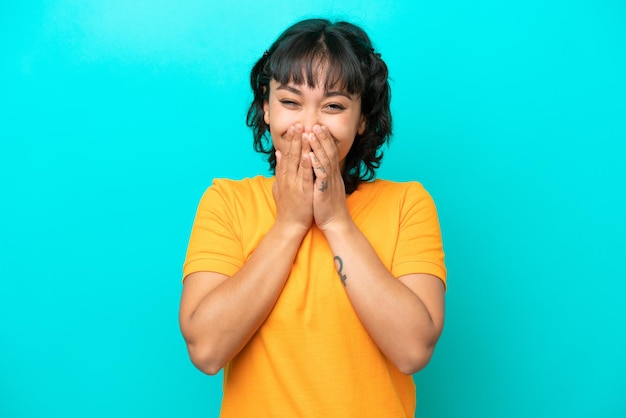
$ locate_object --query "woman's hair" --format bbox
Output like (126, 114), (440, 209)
(246, 18), (392, 194)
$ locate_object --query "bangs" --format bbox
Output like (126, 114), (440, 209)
(268, 32), (365, 95)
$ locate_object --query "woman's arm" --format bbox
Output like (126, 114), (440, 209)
(179, 223), (307, 375)
(323, 223), (445, 375)
(179, 129), (314, 375)
(308, 125), (445, 374)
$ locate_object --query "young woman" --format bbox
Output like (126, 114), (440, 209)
(180, 18), (446, 417)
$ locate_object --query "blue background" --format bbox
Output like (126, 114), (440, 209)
(1, 1), (625, 417)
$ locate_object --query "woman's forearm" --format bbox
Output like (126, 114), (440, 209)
(322, 221), (445, 375)
(180, 222), (307, 374)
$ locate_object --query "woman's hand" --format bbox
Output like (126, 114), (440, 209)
(273, 124), (314, 234)
(308, 125), (351, 232)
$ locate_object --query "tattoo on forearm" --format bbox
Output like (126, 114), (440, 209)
(319, 180), (328, 192)
(334, 256), (347, 287)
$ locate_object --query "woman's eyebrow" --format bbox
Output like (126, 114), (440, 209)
(276, 85), (302, 95)
(276, 84), (353, 100)
(325, 90), (353, 99)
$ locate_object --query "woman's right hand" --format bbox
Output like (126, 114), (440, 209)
(272, 124), (314, 234)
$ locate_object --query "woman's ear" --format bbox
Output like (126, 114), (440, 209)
(263, 100), (270, 125)
(358, 116), (366, 135)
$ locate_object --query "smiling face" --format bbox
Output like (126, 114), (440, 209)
(263, 78), (366, 169)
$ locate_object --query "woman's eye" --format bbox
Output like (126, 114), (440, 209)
(327, 103), (346, 111)
(280, 99), (299, 107)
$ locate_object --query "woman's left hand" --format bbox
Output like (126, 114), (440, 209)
(308, 125), (351, 232)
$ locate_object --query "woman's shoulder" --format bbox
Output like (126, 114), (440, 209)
(201, 175), (273, 203)
(210, 175), (272, 190)
(355, 179), (437, 212)
(362, 178), (430, 197)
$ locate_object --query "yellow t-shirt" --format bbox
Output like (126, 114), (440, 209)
(183, 176), (446, 418)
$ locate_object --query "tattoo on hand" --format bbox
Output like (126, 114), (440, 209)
(334, 256), (347, 287)
(319, 180), (328, 192)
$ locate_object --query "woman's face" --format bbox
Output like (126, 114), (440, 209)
(263, 78), (365, 169)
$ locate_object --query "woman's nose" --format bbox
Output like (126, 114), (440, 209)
(301, 110), (319, 133)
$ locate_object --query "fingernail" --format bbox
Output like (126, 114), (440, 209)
(313, 125), (322, 133)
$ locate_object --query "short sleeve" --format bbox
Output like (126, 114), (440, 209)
(182, 180), (244, 280)
(391, 183), (447, 288)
